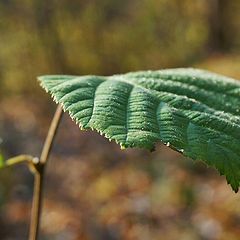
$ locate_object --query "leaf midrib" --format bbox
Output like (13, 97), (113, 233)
(47, 74), (240, 116)
(47, 78), (240, 145)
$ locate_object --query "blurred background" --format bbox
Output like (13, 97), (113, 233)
(0, 0), (240, 239)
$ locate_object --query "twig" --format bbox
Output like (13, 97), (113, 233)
(4, 155), (34, 167)
(29, 104), (63, 240)
(40, 104), (63, 165)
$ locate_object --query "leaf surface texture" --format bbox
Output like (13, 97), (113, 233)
(39, 68), (240, 192)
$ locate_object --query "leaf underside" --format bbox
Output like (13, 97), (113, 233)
(39, 68), (240, 192)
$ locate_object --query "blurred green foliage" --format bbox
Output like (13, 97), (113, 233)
(0, 0), (239, 96)
(0, 154), (4, 168)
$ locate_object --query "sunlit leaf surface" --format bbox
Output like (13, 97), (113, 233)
(39, 68), (240, 192)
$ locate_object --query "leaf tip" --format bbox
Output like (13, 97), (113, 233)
(230, 183), (239, 193)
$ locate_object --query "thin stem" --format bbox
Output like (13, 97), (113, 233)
(4, 155), (34, 167)
(29, 105), (63, 240)
(40, 104), (63, 165)
(28, 164), (44, 240)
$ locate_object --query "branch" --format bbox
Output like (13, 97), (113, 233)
(29, 104), (63, 240)
(40, 104), (63, 165)
(3, 155), (35, 167)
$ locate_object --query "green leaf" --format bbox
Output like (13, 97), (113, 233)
(0, 138), (4, 168)
(0, 154), (4, 168)
(39, 68), (240, 192)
